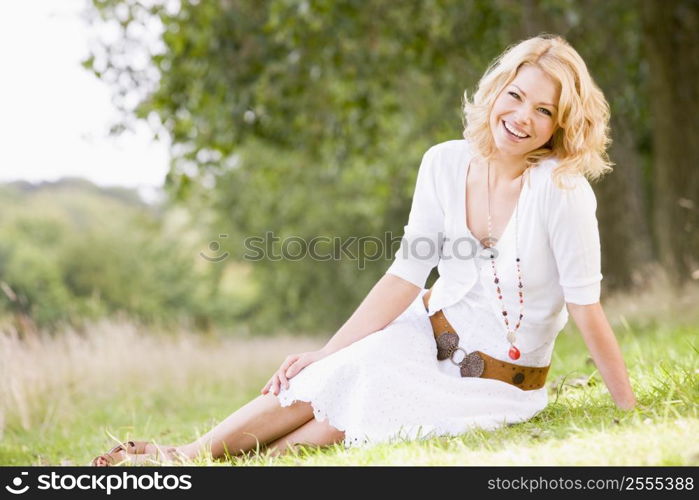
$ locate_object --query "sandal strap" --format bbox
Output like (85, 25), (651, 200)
(92, 441), (187, 466)
(91, 452), (123, 466)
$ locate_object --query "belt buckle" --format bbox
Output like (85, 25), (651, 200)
(449, 348), (485, 378)
(436, 332), (459, 360)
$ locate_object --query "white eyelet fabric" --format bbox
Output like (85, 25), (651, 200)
(276, 282), (550, 450)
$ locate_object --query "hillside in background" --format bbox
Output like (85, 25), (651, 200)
(1, 177), (148, 205)
(0, 177), (255, 335)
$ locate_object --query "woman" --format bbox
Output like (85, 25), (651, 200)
(92, 33), (637, 466)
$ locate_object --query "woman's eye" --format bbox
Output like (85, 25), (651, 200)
(508, 91), (551, 116)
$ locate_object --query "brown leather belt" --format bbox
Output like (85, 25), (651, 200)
(422, 289), (550, 391)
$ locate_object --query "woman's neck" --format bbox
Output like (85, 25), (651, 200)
(480, 152), (528, 187)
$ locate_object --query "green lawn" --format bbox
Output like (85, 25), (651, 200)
(0, 300), (697, 466)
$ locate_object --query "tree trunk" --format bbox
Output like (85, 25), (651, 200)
(596, 115), (655, 290)
(642, 0), (699, 285)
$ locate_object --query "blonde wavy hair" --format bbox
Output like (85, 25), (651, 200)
(462, 33), (613, 189)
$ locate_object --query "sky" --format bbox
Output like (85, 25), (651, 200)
(0, 0), (170, 200)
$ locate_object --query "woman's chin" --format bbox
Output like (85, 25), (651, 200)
(493, 138), (526, 156)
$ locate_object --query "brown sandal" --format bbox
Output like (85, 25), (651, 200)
(91, 441), (135, 467)
(91, 440), (186, 466)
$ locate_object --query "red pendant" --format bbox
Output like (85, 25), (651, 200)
(508, 345), (521, 360)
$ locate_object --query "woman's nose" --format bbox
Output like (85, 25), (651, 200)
(512, 108), (532, 127)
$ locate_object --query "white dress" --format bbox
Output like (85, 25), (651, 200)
(276, 258), (551, 449)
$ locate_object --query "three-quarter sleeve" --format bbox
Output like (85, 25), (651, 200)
(385, 145), (445, 288)
(543, 172), (603, 305)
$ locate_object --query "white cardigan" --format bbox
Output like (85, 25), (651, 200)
(385, 139), (603, 353)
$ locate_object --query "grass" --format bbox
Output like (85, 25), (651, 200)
(0, 275), (697, 466)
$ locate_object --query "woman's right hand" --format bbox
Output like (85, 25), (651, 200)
(261, 348), (330, 396)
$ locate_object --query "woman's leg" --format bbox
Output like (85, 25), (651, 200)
(264, 415), (346, 457)
(119, 399), (344, 464)
(174, 393), (316, 460)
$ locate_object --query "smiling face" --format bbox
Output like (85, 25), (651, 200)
(489, 64), (561, 160)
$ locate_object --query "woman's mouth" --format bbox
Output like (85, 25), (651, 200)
(502, 120), (530, 141)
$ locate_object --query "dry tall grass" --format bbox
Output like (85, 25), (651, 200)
(601, 263), (699, 330)
(0, 320), (319, 438)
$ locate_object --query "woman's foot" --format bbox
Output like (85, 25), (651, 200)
(91, 441), (190, 466)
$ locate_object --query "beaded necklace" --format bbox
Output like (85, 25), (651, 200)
(485, 160), (525, 361)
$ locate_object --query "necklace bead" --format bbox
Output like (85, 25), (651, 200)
(508, 345), (521, 360)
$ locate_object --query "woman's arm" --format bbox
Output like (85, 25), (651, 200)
(566, 301), (637, 410)
(264, 273), (421, 395)
(321, 273), (421, 355)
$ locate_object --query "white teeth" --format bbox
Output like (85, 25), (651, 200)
(504, 121), (529, 138)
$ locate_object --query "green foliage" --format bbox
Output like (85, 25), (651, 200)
(1, 239), (74, 327)
(83, 0), (651, 333)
